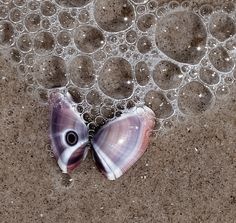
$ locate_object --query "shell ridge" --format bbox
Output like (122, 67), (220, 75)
(93, 143), (123, 180)
(57, 140), (88, 173)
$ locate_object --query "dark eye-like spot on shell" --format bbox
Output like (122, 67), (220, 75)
(65, 131), (78, 146)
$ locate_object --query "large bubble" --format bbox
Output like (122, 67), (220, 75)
(178, 81), (214, 115)
(69, 55), (95, 88)
(152, 60), (183, 90)
(155, 11), (207, 64)
(144, 90), (173, 119)
(0, 21), (14, 47)
(199, 67), (220, 85)
(209, 46), (234, 73)
(24, 13), (41, 32)
(34, 56), (67, 89)
(34, 31), (55, 55)
(98, 57), (134, 99)
(94, 0), (135, 32)
(40, 1), (57, 17)
(74, 25), (105, 53)
(135, 61), (150, 86)
(55, 0), (91, 7)
(137, 14), (156, 32)
(58, 11), (76, 29)
(209, 13), (235, 42)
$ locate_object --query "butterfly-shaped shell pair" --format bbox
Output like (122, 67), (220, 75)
(49, 92), (155, 180)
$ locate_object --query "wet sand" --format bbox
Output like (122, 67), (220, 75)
(1, 0), (236, 222)
(0, 54), (236, 222)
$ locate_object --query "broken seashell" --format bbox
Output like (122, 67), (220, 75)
(49, 92), (155, 180)
(92, 106), (155, 180)
(49, 91), (89, 173)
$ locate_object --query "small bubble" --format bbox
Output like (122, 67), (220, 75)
(25, 53), (35, 66)
(225, 39), (236, 51)
(101, 106), (115, 119)
(77, 105), (84, 113)
(57, 30), (71, 47)
(26, 85), (35, 94)
(13, 0), (26, 7)
(137, 14), (156, 32)
(126, 30), (137, 43)
(34, 31), (55, 55)
(153, 61), (183, 90)
(95, 116), (106, 126)
(144, 90), (173, 119)
(86, 89), (102, 106)
(222, 2), (235, 13)
(17, 33), (32, 52)
(58, 11), (76, 29)
(41, 1), (57, 16)
(137, 36), (152, 54)
(15, 23), (24, 33)
(69, 55), (95, 88)
(147, 1), (158, 11)
(17, 64), (26, 74)
(83, 112), (93, 123)
(78, 9), (90, 23)
(199, 4), (213, 17)
(208, 46), (234, 73)
(181, 1), (190, 8)
(199, 67), (219, 85)
(74, 25), (105, 53)
(168, 1), (179, 9)
(41, 18), (51, 29)
(216, 85), (230, 98)
(9, 8), (22, 23)
(200, 58), (208, 67)
(135, 61), (150, 86)
(10, 48), (21, 63)
(136, 5), (146, 14)
(55, 0), (91, 8)
(93, 50), (106, 61)
(116, 102), (126, 110)
(115, 111), (122, 117)
(131, 0), (149, 4)
(166, 90), (178, 101)
(24, 13), (41, 32)
(68, 86), (84, 103)
(98, 57), (134, 100)
(94, 0), (135, 32)
(119, 44), (128, 53)
(224, 76), (234, 85)
(163, 119), (174, 130)
(28, 1), (40, 10)
(0, 21), (15, 47)
(208, 38), (217, 48)
(156, 7), (167, 18)
(0, 5), (8, 19)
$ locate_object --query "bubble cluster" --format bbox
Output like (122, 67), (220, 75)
(1, 0), (235, 133)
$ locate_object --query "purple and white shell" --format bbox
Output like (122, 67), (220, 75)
(92, 106), (155, 180)
(49, 92), (155, 180)
(49, 91), (89, 173)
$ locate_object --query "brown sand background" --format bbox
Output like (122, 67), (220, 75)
(1, 0), (236, 222)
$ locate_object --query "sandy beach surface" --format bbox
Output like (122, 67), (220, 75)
(0, 0), (236, 222)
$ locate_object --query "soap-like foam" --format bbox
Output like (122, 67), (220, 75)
(0, 0), (235, 132)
